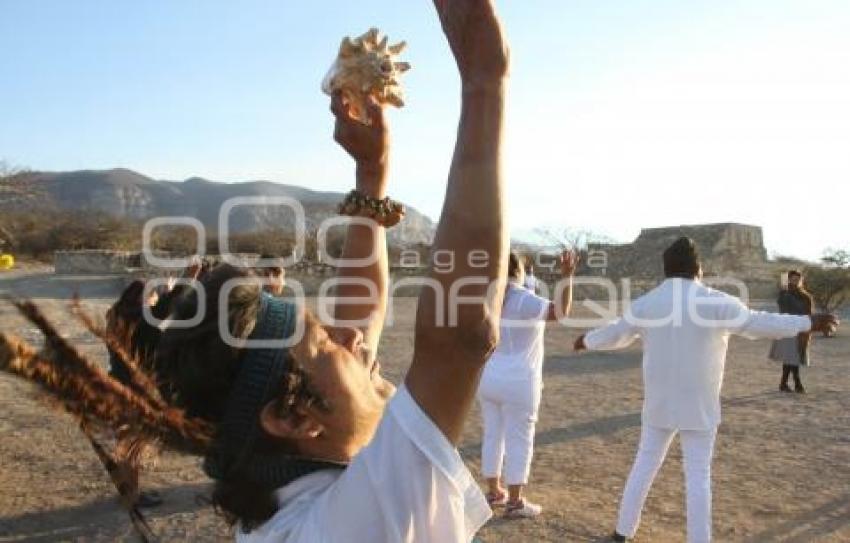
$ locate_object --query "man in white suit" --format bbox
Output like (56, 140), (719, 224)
(574, 237), (839, 543)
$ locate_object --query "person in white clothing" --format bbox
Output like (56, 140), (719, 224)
(154, 2), (512, 541)
(523, 257), (538, 292)
(478, 249), (579, 517)
(574, 237), (839, 543)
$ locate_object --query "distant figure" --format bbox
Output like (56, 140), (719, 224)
(575, 237), (838, 543)
(523, 256), (538, 292)
(477, 250), (578, 518)
(769, 270), (814, 393)
(257, 254), (286, 296)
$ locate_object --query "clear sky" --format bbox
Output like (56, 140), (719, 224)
(2, 1), (848, 260)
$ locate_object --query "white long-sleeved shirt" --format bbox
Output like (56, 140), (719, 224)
(584, 278), (811, 430)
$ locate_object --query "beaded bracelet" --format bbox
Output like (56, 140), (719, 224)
(337, 189), (406, 227)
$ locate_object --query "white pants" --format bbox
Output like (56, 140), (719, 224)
(616, 424), (717, 543)
(477, 376), (541, 486)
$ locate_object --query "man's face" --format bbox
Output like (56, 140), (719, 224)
(288, 310), (395, 460)
(789, 273), (801, 288)
(264, 268), (285, 296)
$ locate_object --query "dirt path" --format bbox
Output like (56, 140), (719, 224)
(1, 271), (848, 541)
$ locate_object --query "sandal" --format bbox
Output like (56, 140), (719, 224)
(486, 491), (508, 507)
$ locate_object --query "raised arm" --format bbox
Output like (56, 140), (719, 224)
(547, 250), (579, 321)
(406, 0), (510, 444)
(329, 95), (390, 354)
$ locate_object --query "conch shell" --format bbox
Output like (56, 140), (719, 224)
(322, 28), (411, 124)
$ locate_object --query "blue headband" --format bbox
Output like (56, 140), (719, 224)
(203, 294), (343, 487)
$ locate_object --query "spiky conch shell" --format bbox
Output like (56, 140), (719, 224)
(321, 27), (411, 124)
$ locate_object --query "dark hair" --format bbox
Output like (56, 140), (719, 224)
(155, 264), (321, 531)
(785, 269), (813, 311)
(663, 237), (701, 279)
(258, 254), (284, 275)
(156, 265), (261, 419)
(108, 280), (145, 325)
(105, 280), (148, 367)
(508, 252), (523, 280)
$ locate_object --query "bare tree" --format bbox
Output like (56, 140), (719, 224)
(0, 160), (30, 181)
(0, 225), (15, 252)
(0, 161), (32, 253)
(533, 225), (615, 251)
(821, 249), (850, 268)
(0, 160), (14, 180)
(805, 248), (850, 336)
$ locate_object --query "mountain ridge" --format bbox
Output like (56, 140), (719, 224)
(0, 168), (435, 246)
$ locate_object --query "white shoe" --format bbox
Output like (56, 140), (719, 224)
(505, 499), (542, 518)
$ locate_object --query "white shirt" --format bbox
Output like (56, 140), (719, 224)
(523, 273), (537, 292)
(481, 283), (550, 384)
(584, 278), (810, 430)
(237, 386), (491, 543)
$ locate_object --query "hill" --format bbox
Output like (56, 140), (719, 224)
(0, 168), (434, 246)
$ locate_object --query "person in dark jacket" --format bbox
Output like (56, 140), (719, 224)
(769, 270), (814, 393)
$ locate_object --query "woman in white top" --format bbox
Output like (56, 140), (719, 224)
(523, 257), (538, 292)
(477, 250), (578, 517)
(154, 1), (513, 541)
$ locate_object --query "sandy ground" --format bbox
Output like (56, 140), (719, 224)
(0, 268), (848, 542)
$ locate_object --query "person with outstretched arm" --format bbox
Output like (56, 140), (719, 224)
(477, 250), (578, 517)
(574, 237), (839, 543)
(155, 1), (511, 541)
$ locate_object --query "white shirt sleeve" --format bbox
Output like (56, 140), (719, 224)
(584, 316), (640, 351)
(272, 386), (491, 543)
(726, 300), (812, 339)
